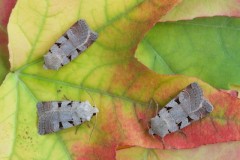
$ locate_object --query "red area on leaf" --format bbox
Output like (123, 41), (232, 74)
(72, 142), (117, 160)
(0, 0), (16, 27)
(0, 29), (8, 52)
(210, 91), (240, 119)
(112, 59), (240, 149)
(70, 99), (124, 159)
(220, 89), (239, 98)
(0, 0), (16, 60)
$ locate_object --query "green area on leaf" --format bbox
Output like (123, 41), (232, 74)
(135, 17), (240, 89)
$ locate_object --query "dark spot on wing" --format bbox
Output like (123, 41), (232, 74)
(168, 129), (171, 133)
(177, 122), (182, 129)
(68, 121), (74, 125)
(165, 106), (172, 111)
(187, 116), (194, 123)
(59, 122), (63, 129)
(55, 42), (61, 47)
(67, 55), (71, 61)
(93, 113), (96, 116)
(58, 103), (62, 108)
(76, 48), (81, 53)
(49, 50), (52, 53)
(67, 101), (73, 106)
(64, 34), (69, 39)
(175, 97), (181, 104)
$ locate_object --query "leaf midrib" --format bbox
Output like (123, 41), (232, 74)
(18, 72), (147, 106)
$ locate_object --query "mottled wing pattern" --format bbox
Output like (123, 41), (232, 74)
(149, 82), (214, 138)
(37, 101), (99, 135)
(43, 19), (98, 70)
(184, 82), (203, 112)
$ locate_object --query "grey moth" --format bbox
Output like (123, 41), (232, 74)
(37, 100), (99, 135)
(149, 82), (214, 138)
(43, 19), (98, 70)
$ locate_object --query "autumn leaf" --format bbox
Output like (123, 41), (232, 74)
(1, 0), (240, 160)
(135, 17), (240, 89)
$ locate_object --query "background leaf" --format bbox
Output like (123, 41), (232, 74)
(161, 0), (240, 21)
(135, 17), (240, 89)
(0, 0), (16, 84)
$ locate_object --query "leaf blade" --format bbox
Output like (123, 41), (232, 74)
(135, 17), (240, 89)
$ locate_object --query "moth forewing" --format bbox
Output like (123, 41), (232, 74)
(148, 82), (214, 138)
(43, 19), (98, 70)
(37, 100), (99, 135)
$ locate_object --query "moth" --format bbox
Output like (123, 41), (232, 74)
(149, 82), (214, 138)
(43, 19), (98, 70)
(37, 100), (99, 135)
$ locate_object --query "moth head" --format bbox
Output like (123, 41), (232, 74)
(92, 107), (99, 115)
(43, 53), (62, 70)
(148, 128), (155, 135)
(76, 101), (99, 121)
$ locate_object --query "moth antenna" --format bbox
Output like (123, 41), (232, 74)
(161, 137), (166, 149)
(88, 112), (98, 143)
(84, 90), (98, 143)
(74, 114), (98, 136)
(209, 116), (218, 133)
(85, 90), (96, 107)
(146, 99), (154, 130)
(177, 130), (187, 139)
(147, 99), (153, 115)
(86, 123), (91, 128)
(160, 137), (174, 149)
(87, 90), (98, 142)
(133, 103), (141, 122)
(75, 125), (80, 134)
(148, 99), (158, 117)
(147, 99), (160, 135)
(153, 99), (159, 115)
(63, 95), (69, 100)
